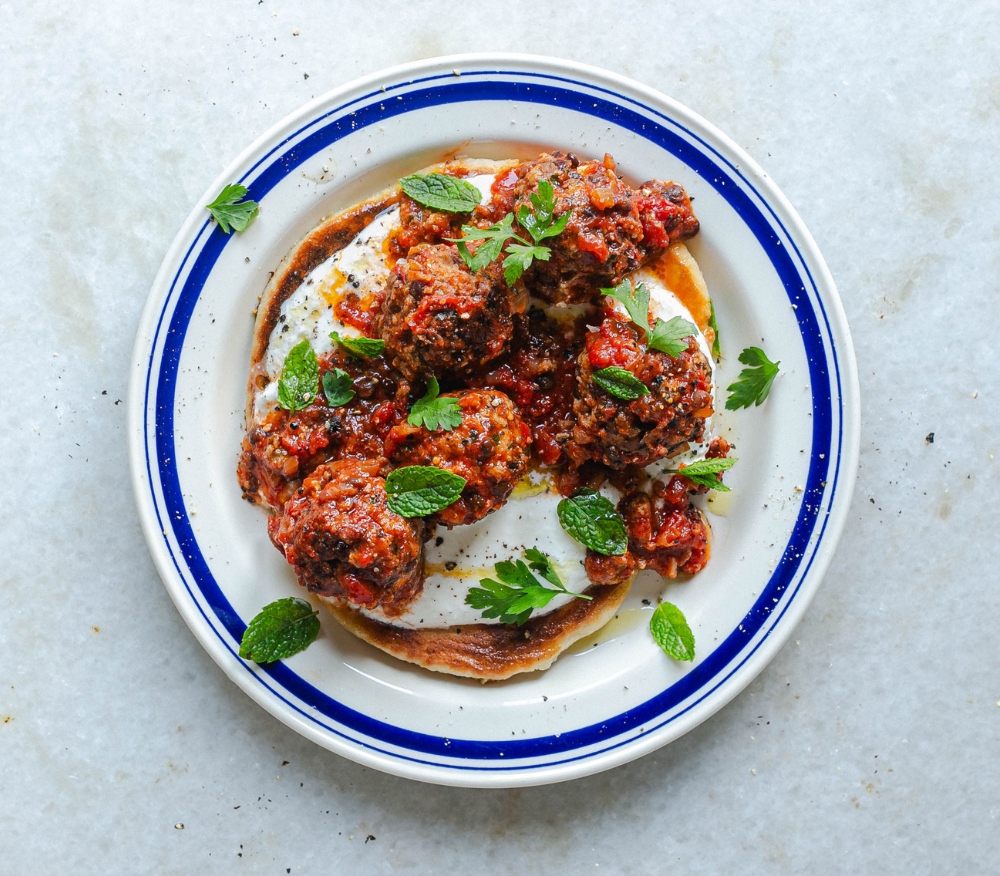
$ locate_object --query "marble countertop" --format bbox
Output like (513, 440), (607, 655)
(3, 2), (998, 872)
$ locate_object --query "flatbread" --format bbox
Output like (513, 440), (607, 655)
(244, 157), (706, 680)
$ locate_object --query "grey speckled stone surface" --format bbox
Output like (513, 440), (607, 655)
(2, 2), (998, 872)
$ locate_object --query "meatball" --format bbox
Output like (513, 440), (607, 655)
(584, 549), (637, 587)
(384, 389), (530, 527)
(376, 244), (513, 379)
(268, 459), (425, 614)
(502, 152), (646, 305)
(388, 192), (466, 258)
(619, 475), (711, 577)
(571, 311), (714, 468)
(633, 179), (700, 252)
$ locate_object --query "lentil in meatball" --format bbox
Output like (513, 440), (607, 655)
(633, 179), (700, 252)
(618, 474), (712, 578)
(571, 311), (714, 469)
(376, 244), (514, 379)
(384, 389), (530, 527)
(268, 459), (426, 614)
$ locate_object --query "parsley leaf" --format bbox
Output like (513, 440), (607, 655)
(647, 315), (697, 358)
(239, 597), (320, 663)
(398, 173), (482, 213)
(725, 346), (780, 410)
(601, 279), (652, 336)
(592, 366), (650, 400)
(407, 375), (462, 431)
(450, 214), (521, 272)
(465, 549), (591, 626)
(601, 280), (696, 358)
(322, 368), (355, 407)
(708, 299), (721, 360)
(557, 488), (629, 556)
(206, 183), (259, 234)
(385, 465), (467, 518)
(277, 340), (319, 412)
(649, 602), (695, 662)
(667, 456), (738, 491)
(449, 179), (570, 282)
(330, 331), (385, 358)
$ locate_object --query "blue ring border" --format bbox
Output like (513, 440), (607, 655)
(142, 70), (843, 771)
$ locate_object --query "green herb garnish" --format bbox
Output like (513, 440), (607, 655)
(407, 375), (462, 432)
(667, 456), (738, 491)
(330, 331), (385, 359)
(592, 365), (650, 400)
(384, 465), (467, 518)
(649, 602), (695, 662)
(277, 340), (319, 412)
(726, 346), (780, 410)
(708, 300), (721, 360)
(556, 488), (628, 556)
(449, 179), (570, 284)
(239, 597), (320, 663)
(206, 183), (259, 234)
(465, 548), (591, 626)
(600, 279), (697, 357)
(398, 172), (482, 213)
(322, 368), (355, 407)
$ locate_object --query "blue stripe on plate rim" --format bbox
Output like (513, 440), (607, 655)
(138, 66), (846, 774)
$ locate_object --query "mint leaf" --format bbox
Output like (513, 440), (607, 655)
(206, 183), (259, 234)
(399, 173), (482, 213)
(239, 597), (320, 663)
(557, 488), (628, 556)
(330, 331), (385, 359)
(726, 346), (780, 410)
(649, 602), (695, 662)
(667, 456), (737, 491)
(647, 315), (697, 358)
(277, 340), (319, 412)
(592, 365), (650, 400)
(601, 279), (651, 336)
(407, 375), (462, 431)
(322, 368), (355, 407)
(708, 299), (721, 360)
(465, 551), (590, 626)
(385, 465), (467, 517)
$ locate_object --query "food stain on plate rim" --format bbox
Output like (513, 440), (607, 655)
(127, 54), (860, 788)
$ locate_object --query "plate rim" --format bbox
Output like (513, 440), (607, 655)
(127, 52), (860, 788)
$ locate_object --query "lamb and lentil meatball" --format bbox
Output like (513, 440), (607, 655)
(384, 389), (530, 527)
(268, 459), (426, 614)
(571, 310), (714, 469)
(376, 244), (514, 380)
(633, 179), (700, 252)
(498, 152), (646, 305)
(618, 474), (712, 578)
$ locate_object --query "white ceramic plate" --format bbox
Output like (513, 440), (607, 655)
(128, 54), (859, 788)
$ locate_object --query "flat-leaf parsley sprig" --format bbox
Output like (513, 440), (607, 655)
(465, 548), (591, 626)
(407, 375), (462, 432)
(449, 180), (570, 284)
(206, 183), (259, 234)
(726, 346), (780, 410)
(600, 279), (698, 358)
